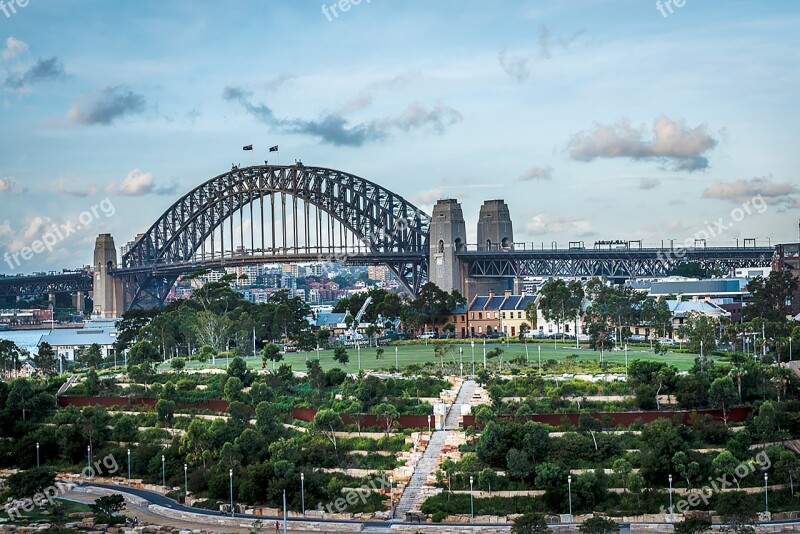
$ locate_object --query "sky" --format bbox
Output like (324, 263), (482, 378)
(0, 0), (798, 273)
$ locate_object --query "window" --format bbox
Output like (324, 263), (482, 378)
(438, 239), (444, 253)
(478, 312), (482, 320)
(478, 326), (483, 334)
(501, 312), (506, 319)
(494, 312), (499, 319)
(518, 311), (522, 319)
(471, 312), (474, 320)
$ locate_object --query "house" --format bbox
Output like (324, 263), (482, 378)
(37, 320), (119, 361)
(667, 298), (731, 339)
(444, 303), (469, 338)
(467, 290), (506, 337)
(499, 293), (537, 337)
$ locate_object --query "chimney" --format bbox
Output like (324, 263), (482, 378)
(504, 289), (512, 298)
(488, 289), (495, 299)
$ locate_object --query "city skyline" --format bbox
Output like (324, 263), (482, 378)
(1, 0), (798, 273)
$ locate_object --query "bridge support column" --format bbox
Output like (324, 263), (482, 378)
(465, 200), (516, 300)
(73, 291), (85, 314)
(93, 234), (124, 318)
(48, 293), (56, 305)
(429, 199), (467, 295)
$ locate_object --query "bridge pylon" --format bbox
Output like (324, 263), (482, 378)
(429, 199), (467, 295)
(93, 234), (125, 318)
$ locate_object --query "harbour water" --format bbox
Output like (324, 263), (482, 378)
(0, 329), (49, 353)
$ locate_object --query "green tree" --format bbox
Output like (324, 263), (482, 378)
(534, 462), (564, 490)
(743, 271), (798, 323)
(34, 342), (57, 377)
(84, 367), (100, 396)
(674, 517), (712, 534)
(371, 402), (399, 437)
(672, 451), (700, 487)
(578, 516), (619, 534)
(127, 339), (159, 365)
(227, 356), (253, 385)
(5, 468), (55, 498)
(262, 343), (282, 371)
(506, 449), (532, 481)
(89, 494), (126, 524)
(775, 450), (800, 495)
(712, 451), (742, 489)
(612, 458), (632, 492)
(313, 409), (343, 451)
(333, 346), (349, 367)
(709, 376), (737, 424)
(511, 513), (551, 534)
(678, 312), (717, 356)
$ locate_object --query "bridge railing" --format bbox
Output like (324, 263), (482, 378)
(461, 239), (776, 252)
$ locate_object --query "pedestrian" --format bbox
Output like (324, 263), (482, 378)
(275, 520), (279, 533)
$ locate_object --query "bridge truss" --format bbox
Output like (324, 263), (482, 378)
(0, 271), (93, 298)
(117, 164), (430, 309)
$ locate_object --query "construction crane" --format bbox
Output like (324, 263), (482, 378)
(346, 296), (373, 344)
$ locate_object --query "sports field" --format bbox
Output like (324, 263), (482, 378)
(164, 340), (707, 374)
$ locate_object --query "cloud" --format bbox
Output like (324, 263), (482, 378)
(107, 169), (178, 196)
(568, 115), (718, 171)
(223, 86), (462, 147)
(498, 49), (531, 83)
(1, 37), (28, 60)
(5, 57), (68, 90)
(519, 166), (553, 182)
(702, 176), (799, 209)
(65, 86), (146, 125)
(53, 177), (98, 197)
(412, 189), (444, 205)
(525, 214), (593, 236)
(264, 74), (294, 92)
(0, 176), (16, 193)
(638, 177), (661, 190)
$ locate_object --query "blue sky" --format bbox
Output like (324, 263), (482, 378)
(0, 0), (798, 272)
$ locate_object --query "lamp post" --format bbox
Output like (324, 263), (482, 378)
(229, 468), (233, 516)
(428, 414), (432, 433)
(624, 344), (628, 379)
(525, 338), (529, 365)
(301, 472), (305, 516)
(87, 445), (91, 473)
(459, 346), (463, 378)
(538, 345), (541, 375)
(668, 474), (673, 522)
(395, 345), (398, 370)
(161, 455), (166, 487)
(482, 338), (486, 368)
(184, 463), (188, 497)
(282, 489), (287, 534)
(469, 476), (474, 524)
(764, 472), (769, 515)
(36, 442), (40, 468)
(357, 344), (361, 371)
(790, 337), (793, 362)
(568, 475), (573, 524)
(127, 448), (131, 486)
(471, 340), (475, 377)
(389, 477), (394, 520)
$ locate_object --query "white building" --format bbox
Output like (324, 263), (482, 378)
(38, 320), (119, 361)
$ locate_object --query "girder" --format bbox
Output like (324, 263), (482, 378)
(0, 271), (93, 297)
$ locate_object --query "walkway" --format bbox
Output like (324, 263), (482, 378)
(393, 379), (477, 519)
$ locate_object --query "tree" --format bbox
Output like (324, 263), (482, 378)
(578, 516), (619, 534)
(750, 400), (778, 443)
(89, 494), (126, 524)
(712, 451), (742, 489)
(743, 271), (798, 323)
(612, 458), (632, 493)
(224, 376), (244, 402)
(84, 367), (100, 396)
(672, 451), (700, 487)
(313, 409), (343, 451)
(34, 342), (57, 377)
(775, 450), (800, 495)
(511, 513), (551, 534)
(375, 347), (385, 359)
(371, 403), (399, 437)
(7, 378), (34, 421)
(5, 468), (56, 498)
(262, 343), (282, 371)
(674, 517), (712, 534)
(709, 376), (737, 424)
(127, 340), (159, 365)
(227, 356), (253, 385)
(170, 357), (185, 371)
(478, 467), (500, 495)
(678, 312), (717, 356)
(506, 449), (532, 481)
(522, 422), (550, 467)
(333, 347), (349, 367)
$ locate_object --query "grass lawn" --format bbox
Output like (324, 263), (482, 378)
(162, 340), (707, 373)
(2, 498), (91, 525)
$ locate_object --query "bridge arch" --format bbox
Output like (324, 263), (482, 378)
(119, 164), (430, 309)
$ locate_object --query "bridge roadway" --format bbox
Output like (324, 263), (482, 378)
(0, 271), (92, 298)
(72, 481), (800, 532)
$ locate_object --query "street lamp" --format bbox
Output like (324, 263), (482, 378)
(538, 345), (541, 375)
(127, 448), (131, 486)
(184, 463), (188, 497)
(471, 340), (475, 377)
(87, 445), (91, 473)
(301, 472), (305, 516)
(624, 344), (628, 379)
(357, 344), (361, 371)
(668, 474), (673, 522)
(459, 346), (463, 378)
(161, 455), (166, 487)
(395, 345), (398, 370)
(428, 414), (432, 433)
(36, 442), (40, 468)
(282, 489), (287, 534)
(764, 472), (769, 515)
(229, 468), (234, 516)
(482, 338), (486, 368)
(469, 475), (474, 524)
(389, 477), (394, 520)
(568, 475), (573, 524)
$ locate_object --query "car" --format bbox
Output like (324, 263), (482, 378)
(659, 338), (675, 345)
(487, 332), (504, 339)
(418, 332), (437, 340)
(629, 334), (646, 342)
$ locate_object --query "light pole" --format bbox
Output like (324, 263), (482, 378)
(87, 445), (91, 473)
(428, 414), (432, 433)
(395, 345), (398, 370)
(229, 468), (233, 516)
(668, 474), (673, 522)
(161, 455), (166, 487)
(389, 477), (394, 520)
(469, 475), (474, 524)
(568, 475), (573, 524)
(525, 338), (529, 365)
(538, 345), (541, 375)
(459, 346), (463, 378)
(624, 344), (628, 379)
(471, 340), (475, 377)
(184, 463), (188, 497)
(301, 472), (305, 516)
(482, 338), (486, 368)
(357, 344), (361, 371)
(127, 448), (131, 486)
(282, 489), (287, 534)
(36, 442), (40, 468)
(764, 472), (769, 515)
(790, 337), (793, 362)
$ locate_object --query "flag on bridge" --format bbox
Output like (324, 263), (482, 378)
(243, 144), (253, 151)
(269, 145), (279, 152)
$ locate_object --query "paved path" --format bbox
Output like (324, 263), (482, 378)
(393, 379), (477, 519)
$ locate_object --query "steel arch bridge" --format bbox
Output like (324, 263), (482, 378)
(116, 164), (430, 309)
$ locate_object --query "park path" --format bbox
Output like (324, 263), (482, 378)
(393, 379), (477, 520)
